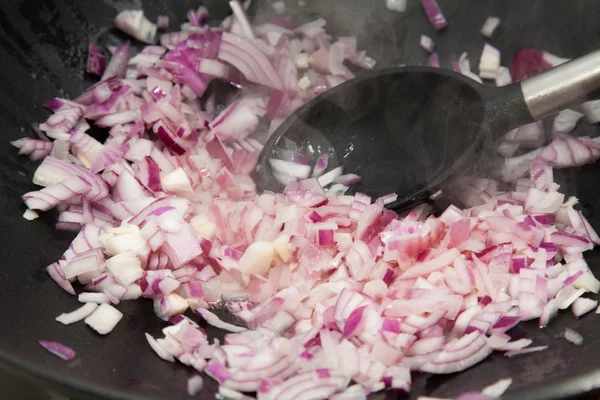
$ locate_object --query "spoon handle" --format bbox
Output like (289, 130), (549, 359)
(521, 49), (600, 120)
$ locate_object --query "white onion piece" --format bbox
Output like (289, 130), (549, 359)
(187, 375), (204, 396)
(239, 241), (274, 275)
(23, 209), (39, 220)
(458, 52), (483, 83)
(505, 346), (548, 357)
(78, 292), (110, 304)
(195, 308), (246, 333)
(114, 10), (157, 44)
(481, 378), (512, 397)
(229, 1), (255, 39)
(105, 252), (144, 286)
(269, 159), (312, 179)
(571, 297), (597, 318)
(146, 333), (175, 362)
(495, 66), (512, 86)
(420, 35), (435, 53)
(386, 0), (407, 12)
(555, 285), (586, 309)
(84, 303), (123, 335)
(581, 99), (600, 123)
(553, 109), (584, 134)
(564, 328), (583, 345)
(155, 293), (188, 321)
(573, 272), (600, 294)
(161, 167), (194, 193)
(272, 1), (286, 15)
(318, 166), (344, 187)
(56, 303), (99, 325)
(479, 43), (501, 79)
(481, 16), (501, 38)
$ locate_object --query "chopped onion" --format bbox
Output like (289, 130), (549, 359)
(79, 292), (110, 304)
(56, 303), (99, 325)
(479, 43), (500, 80)
(564, 328), (583, 345)
(13, 4), (600, 399)
(481, 378), (512, 397)
(427, 53), (440, 68)
(23, 209), (39, 220)
(420, 35), (435, 53)
(481, 16), (500, 38)
(84, 303), (123, 335)
(495, 66), (512, 86)
(458, 52), (483, 83)
(187, 375), (204, 395)
(272, 1), (286, 15)
(553, 109), (584, 134)
(195, 308), (246, 333)
(87, 44), (106, 76)
(157, 15), (169, 30)
(386, 0), (407, 12)
(420, 0), (447, 31)
(114, 10), (157, 44)
(39, 340), (76, 361)
(571, 297), (597, 318)
(505, 346), (548, 357)
(581, 99), (600, 123)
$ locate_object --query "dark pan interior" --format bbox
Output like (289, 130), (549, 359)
(1, 1), (600, 399)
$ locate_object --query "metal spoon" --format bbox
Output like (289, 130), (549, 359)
(255, 50), (600, 210)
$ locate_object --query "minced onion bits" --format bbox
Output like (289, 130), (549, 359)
(11, 1), (600, 399)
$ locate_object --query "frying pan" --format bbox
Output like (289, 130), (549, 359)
(1, 1), (600, 399)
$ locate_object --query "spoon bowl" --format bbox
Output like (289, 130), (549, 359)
(256, 50), (600, 209)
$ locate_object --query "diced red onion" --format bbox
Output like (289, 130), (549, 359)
(427, 52), (439, 68)
(14, 5), (600, 399)
(195, 308), (246, 332)
(87, 44), (106, 76)
(39, 340), (77, 361)
(317, 166), (344, 187)
(11, 138), (53, 161)
(312, 155), (329, 177)
(115, 10), (157, 44)
(333, 173), (360, 186)
(157, 15), (169, 30)
(420, 0), (447, 31)
(511, 48), (569, 82)
(102, 42), (131, 80)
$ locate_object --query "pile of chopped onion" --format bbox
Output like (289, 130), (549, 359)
(13, 2), (600, 400)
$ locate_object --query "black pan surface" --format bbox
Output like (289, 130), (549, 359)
(1, 1), (600, 399)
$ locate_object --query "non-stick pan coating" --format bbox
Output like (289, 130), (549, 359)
(1, 1), (600, 399)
